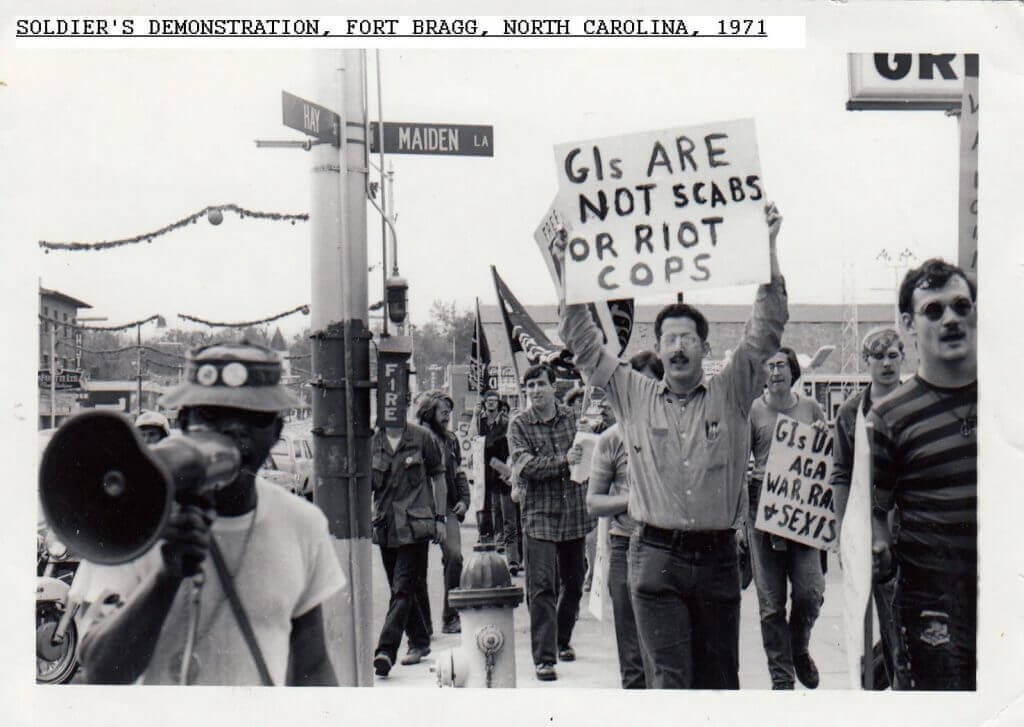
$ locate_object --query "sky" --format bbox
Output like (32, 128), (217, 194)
(4, 42), (963, 337)
(4, 2), (1024, 725)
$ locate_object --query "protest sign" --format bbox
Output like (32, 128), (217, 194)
(553, 118), (770, 304)
(533, 199), (572, 298)
(754, 414), (839, 552)
(588, 517), (612, 622)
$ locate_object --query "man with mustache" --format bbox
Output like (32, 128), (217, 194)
(870, 259), (977, 690)
(508, 363), (596, 682)
(79, 342), (345, 685)
(559, 203), (787, 689)
(831, 326), (909, 689)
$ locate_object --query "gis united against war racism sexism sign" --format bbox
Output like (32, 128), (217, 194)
(755, 414), (839, 552)
(553, 119), (770, 304)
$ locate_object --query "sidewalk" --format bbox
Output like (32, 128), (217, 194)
(372, 522), (853, 690)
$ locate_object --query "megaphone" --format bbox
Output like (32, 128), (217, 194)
(39, 410), (240, 565)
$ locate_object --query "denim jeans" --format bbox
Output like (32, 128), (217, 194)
(895, 566), (976, 690)
(440, 514), (464, 623)
(874, 578), (911, 689)
(628, 529), (740, 689)
(377, 541), (431, 661)
(525, 535), (586, 665)
(608, 534), (650, 688)
(747, 526), (825, 687)
(492, 488), (521, 566)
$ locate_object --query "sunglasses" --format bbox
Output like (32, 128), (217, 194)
(915, 296), (974, 322)
(188, 406), (279, 430)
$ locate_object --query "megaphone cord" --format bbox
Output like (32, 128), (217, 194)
(179, 573), (205, 686)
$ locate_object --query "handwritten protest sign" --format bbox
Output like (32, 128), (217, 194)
(534, 199), (572, 298)
(553, 118), (770, 304)
(588, 517), (612, 621)
(754, 414), (839, 552)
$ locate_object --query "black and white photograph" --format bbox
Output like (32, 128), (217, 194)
(3, 2), (1023, 726)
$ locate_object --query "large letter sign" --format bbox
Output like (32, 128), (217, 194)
(553, 119), (770, 304)
(755, 414), (839, 552)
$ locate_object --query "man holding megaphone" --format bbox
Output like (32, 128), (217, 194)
(61, 342), (345, 685)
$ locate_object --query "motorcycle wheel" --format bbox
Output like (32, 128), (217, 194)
(36, 603), (78, 684)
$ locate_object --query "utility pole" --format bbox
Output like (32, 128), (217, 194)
(308, 50), (373, 686)
(136, 322), (143, 414)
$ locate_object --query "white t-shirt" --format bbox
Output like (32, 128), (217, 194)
(77, 478), (345, 685)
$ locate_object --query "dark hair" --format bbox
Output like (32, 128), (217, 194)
(415, 390), (454, 433)
(898, 258), (977, 315)
(563, 387), (585, 407)
(629, 350), (664, 378)
(654, 303), (709, 342)
(770, 346), (802, 383)
(522, 363), (556, 385)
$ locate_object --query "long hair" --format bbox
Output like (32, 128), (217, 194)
(415, 389), (454, 437)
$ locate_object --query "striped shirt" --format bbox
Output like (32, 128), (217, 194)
(508, 403), (596, 541)
(870, 375), (977, 575)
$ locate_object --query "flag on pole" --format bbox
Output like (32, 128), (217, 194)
(841, 403), (875, 689)
(491, 266), (578, 380)
(469, 297), (491, 392)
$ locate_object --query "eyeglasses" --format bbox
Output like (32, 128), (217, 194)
(660, 333), (701, 348)
(915, 296), (974, 321)
(188, 406), (279, 430)
(868, 350), (903, 362)
(766, 362), (789, 371)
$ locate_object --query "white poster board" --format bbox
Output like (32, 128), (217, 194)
(469, 436), (486, 517)
(587, 517), (612, 622)
(754, 414), (839, 552)
(533, 198), (572, 298)
(553, 118), (769, 304)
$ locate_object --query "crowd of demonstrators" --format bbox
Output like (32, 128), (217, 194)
(869, 259), (977, 691)
(508, 363), (596, 682)
(559, 203), (786, 689)
(475, 389), (522, 575)
(746, 347), (827, 689)
(78, 342), (344, 686)
(415, 391), (471, 635)
(370, 395), (448, 678)
(585, 351), (662, 689)
(831, 326), (910, 689)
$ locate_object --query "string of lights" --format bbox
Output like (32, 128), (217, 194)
(38, 313), (165, 333)
(178, 304), (310, 329)
(39, 204), (309, 252)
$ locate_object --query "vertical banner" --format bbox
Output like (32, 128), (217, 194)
(587, 517), (612, 621)
(553, 119), (770, 304)
(470, 436), (486, 517)
(376, 353), (409, 428)
(754, 414), (839, 552)
(957, 54), (979, 274)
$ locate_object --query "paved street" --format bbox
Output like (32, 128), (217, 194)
(372, 521), (854, 689)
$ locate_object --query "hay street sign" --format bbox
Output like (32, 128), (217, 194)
(282, 90), (340, 146)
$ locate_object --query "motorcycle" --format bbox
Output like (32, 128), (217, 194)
(36, 523), (81, 684)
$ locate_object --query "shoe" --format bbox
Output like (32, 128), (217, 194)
(508, 563), (522, 577)
(557, 646), (576, 662)
(771, 682), (795, 690)
(441, 618), (461, 634)
(794, 652), (820, 689)
(535, 663), (557, 681)
(373, 652), (392, 677)
(400, 647), (431, 666)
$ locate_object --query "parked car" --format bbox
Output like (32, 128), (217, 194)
(265, 428), (314, 500)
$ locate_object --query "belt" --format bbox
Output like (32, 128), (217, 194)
(638, 524), (734, 551)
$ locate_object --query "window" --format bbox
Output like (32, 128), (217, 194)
(43, 306), (49, 317)
(293, 441), (304, 459)
(63, 312), (68, 322)
(271, 438), (289, 457)
(42, 354), (49, 366)
(302, 441), (313, 459)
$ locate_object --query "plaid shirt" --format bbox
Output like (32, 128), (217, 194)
(508, 403), (595, 542)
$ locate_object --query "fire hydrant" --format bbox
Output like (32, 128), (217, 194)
(434, 543), (524, 688)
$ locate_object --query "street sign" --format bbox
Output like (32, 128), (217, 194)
(282, 90), (340, 146)
(369, 122), (493, 157)
(39, 369), (86, 391)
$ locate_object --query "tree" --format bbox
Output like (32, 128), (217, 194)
(411, 300), (474, 392)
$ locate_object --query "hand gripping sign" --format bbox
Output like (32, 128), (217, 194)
(553, 119), (770, 304)
(755, 414), (839, 552)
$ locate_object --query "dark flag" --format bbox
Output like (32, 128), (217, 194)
(469, 297), (491, 392)
(491, 266), (578, 380)
(585, 298), (635, 356)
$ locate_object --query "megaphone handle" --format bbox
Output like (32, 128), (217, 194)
(179, 573), (205, 686)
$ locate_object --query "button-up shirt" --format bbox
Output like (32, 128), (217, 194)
(559, 277), (788, 531)
(508, 403), (596, 542)
(370, 424), (445, 547)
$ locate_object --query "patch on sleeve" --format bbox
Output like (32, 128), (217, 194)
(918, 610), (950, 647)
